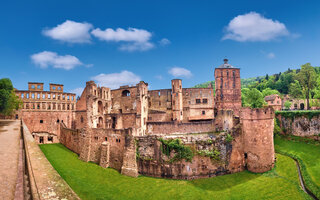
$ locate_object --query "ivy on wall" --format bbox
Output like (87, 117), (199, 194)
(275, 110), (320, 120)
(158, 138), (194, 163)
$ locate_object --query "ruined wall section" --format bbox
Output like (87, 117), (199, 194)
(276, 113), (320, 136)
(146, 121), (214, 135)
(240, 107), (275, 173)
(136, 132), (239, 179)
(60, 126), (128, 171)
(182, 88), (214, 121)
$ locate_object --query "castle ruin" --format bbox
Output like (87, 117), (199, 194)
(15, 59), (275, 179)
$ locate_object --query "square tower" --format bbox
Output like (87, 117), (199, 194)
(214, 59), (241, 116)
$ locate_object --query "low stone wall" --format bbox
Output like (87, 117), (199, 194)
(276, 111), (320, 136)
(22, 121), (79, 199)
(136, 128), (244, 179)
(146, 121), (214, 135)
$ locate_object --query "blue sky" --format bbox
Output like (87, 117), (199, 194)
(1, 0), (320, 95)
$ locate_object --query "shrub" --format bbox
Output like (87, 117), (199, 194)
(275, 110), (320, 120)
(226, 133), (233, 143)
(197, 149), (220, 160)
(159, 138), (194, 163)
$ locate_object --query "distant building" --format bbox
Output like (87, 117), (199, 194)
(264, 94), (282, 111)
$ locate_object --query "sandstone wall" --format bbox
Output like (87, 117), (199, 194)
(240, 107), (275, 173)
(276, 114), (320, 136)
(60, 126), (128, 171)
(146, 121), (214, 135)
(136, 130), (242, 179)
(20, 111), (73, 138)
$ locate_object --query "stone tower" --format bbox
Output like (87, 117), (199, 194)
(214, 59), (242, 116)
(240, 107), (275, 173)
(171, 79), (183, 122)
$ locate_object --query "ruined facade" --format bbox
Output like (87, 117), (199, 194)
(15, 82), (76, 144)
(17, 59), (276, 179)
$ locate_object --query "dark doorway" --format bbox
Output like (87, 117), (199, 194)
(39, 136), (44, 144)
(15, 114), (18, 119)
(112, 117), (116, 129)
(300, 103), (305, 110)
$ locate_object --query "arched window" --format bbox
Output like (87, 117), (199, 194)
(122, 90), (130, 97)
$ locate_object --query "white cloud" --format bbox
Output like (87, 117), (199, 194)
(168, 67), (192, 78)
(31, 51), (83, 70)
(43, 20), (93, 43)
(222, 12), (289, 42)
(159, 38), (171, 46)
(91, 70), (141, 89)
(155, 75), (163, 80)
(70, 87), (84, 96)
(267, 52), (275, 59)
(91, 27), (154, 51)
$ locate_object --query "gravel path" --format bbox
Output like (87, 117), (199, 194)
(0, 120), (21, 200)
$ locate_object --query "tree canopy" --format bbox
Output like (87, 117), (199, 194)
(0, 78), (22, 116)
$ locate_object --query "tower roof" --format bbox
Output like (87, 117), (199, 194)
(218, 58), (234, 68)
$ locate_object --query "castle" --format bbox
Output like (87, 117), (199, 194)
(15, 59), (275, 179)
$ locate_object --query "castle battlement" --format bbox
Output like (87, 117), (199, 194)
(240, 106), (274, 120)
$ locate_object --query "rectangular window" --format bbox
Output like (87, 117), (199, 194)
(202, 99), (208, 104)
(202, 111), (205, 115)
(196, 99), (201, 104)
(42, 94), (45, 99)
(40, 120), (43, 123)
(32, 93), (35, 99)
(37, 85), (41, 89)
(21, 94), (24, 98)
(48, 94), (51, 99)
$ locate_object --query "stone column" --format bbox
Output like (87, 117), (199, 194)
(99, 141), (110, 168)
(121, 134), (138, 177)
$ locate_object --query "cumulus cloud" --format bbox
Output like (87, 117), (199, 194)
(91, 27), (154, 51)
(159, 38), (171, 46)
(43, 20), (93, 43)
(168, 67), (192, 78)
(31, 51), (84, 70)
(70, 87), (84, 96)
(222, 12), (289, 42)
(267, 52), (275, 59)
(91, 70), (141, 89)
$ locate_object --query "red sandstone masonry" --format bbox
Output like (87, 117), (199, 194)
(147, 121), (214, 135)
(240, 107), (275, 173)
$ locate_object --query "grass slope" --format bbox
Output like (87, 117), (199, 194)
(275, 135), (320, 197)
(40, 144), (309, 200)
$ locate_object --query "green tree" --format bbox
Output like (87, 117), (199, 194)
(289, 80), (303, 99)
(262, 88), (280, 97)
(0, 78), (22, 116)
(242, 88), (266, 108)
(284, 101), (292, 110)
(297, 63), (317, 109)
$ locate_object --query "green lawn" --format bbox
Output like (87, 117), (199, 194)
(275, 135), (320, 198)
(40, 144), (310, 200)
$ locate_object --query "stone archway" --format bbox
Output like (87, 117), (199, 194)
(300, 103), (305, 110)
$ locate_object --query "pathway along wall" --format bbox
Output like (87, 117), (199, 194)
(22, 121), (79, 200)
(240, 107), (275, 173)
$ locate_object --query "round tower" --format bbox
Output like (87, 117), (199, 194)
(171, 79), (183, 122)
(240, 106), (275, 173)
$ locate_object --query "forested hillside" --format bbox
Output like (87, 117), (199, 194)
(194, 63), (320, 109)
